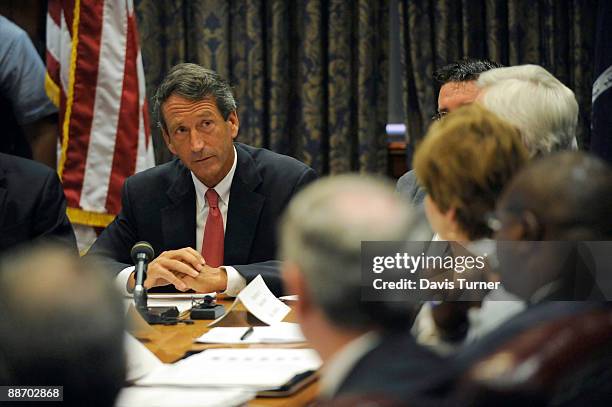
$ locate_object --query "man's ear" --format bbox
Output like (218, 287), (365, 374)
(521, 210), (543, 240)
(495, 210), (538, 241)
(444, 207), (462, 237)
(162, 129), (177, 155)
(282, 262), (311, 319)
(445, 206), (457, 223)
(227, 111), (239, 140)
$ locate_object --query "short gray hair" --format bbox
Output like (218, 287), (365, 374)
(477, 65), (578, 157)
(153, 63), (237, 133)
(280, 175), (424, 331)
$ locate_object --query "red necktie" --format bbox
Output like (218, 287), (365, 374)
(202, 189), (224, 267)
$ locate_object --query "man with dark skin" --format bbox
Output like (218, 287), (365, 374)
(456, 151), (612, 366)
(492, 151), (611, 301)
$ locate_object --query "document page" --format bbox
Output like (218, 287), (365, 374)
(196, 322), (306, 344)
(124, 333), (163, 382)
(237, 275), (291, 325)
(209, 275), (291, 327)
(115, 386), (254, 407)
(136, 348), (322, 390)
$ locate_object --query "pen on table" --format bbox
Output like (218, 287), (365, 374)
(240, 327), (254, 341)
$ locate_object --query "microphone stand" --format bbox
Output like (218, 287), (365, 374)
(133, 253), (180, 325)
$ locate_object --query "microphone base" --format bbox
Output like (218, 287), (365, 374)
(190, 304), (225, 320)
(139, 306), (180, 324)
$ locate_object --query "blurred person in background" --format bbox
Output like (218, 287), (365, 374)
(0, 245), (125, 407)
(411, 104), (529, 353)
(397, 58), (502, 207)
(281, 175), (443, 403)
(0, 152), (76, 253)
(0, 15), (59, 168)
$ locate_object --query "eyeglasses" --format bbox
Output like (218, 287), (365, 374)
(484, 211), (504, 232)
(431, 110), (448, 121)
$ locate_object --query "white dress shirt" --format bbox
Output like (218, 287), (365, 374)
(116, 146), (247, 296)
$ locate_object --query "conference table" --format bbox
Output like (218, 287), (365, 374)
(129, 298), (319, 406)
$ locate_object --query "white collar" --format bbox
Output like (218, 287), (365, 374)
(319, 331), (381, 399)
(191, 146), (237, 209)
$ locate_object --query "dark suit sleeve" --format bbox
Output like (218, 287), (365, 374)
(87, 179), (138, 273)
(233, 166), (317, 296)
(396, 170), (427, 207)
(33, 169), (77, 252)
(289, 166), (318, 195)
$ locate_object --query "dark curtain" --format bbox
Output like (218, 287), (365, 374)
(398, 0), (597, 163)
(135, 0), (389, 175)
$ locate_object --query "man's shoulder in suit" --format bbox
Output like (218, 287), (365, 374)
(338, 331), (446, 400)
(396, 169), (426, 207)
(121, 157), (186, 189)
(235, 142), (315, 177)
(0, 152), (56, 183)
(123, 143), (316, 191)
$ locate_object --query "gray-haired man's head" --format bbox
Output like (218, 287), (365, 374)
(280, 175), (425, 331)
(477, 65), (578, 156)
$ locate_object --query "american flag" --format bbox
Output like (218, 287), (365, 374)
(45, 0), (155, 249)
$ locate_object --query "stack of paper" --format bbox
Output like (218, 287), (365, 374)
(115, 387), (254, 407)
(121, 334), (256, 406)
(196, 322), (306, 344)
(124, 333), (163, 382)
(136, 348), (322, 390)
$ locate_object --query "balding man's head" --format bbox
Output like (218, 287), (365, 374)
(280, 175), (426, 332)
(496, 152), (612, 241)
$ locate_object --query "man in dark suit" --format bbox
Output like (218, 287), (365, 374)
(0, 152), (76, 253)
(396, 58), (502, 207)
(455, 151), (612, 365)
(398, 62), (578, 211)
(88, 64), (316, 296)
(280, 175), (443, 401)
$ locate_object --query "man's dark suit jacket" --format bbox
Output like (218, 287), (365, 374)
(396, 170), (433, 239)
(336, 332), (446, 401)
(396, 169), (427, 208)
(454, 301), (609, 370)
(0, 153), (77, 253)
(88, 143), (317, 295)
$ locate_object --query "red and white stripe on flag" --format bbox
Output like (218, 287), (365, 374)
(45, 0), (155, 230)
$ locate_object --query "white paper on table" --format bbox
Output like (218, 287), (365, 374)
(237, 275), (291, 324)
(208, 275), (290, 327)
(196, 322), (306, 344)
(136, 348), (322, 390)
(143, 293), (216, 300)
(124, 333), (164, 382)
(115, 386), (254, 407)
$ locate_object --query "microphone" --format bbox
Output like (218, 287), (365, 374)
(130, 242), (182, 325)
(131, 241), (154, 314)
